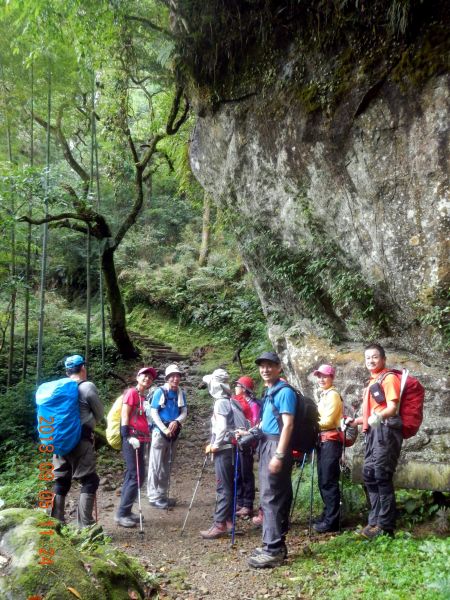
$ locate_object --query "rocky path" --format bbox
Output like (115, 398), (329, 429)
(67, 335), (313, 599)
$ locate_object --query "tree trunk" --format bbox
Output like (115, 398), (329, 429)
(198, 192), (211, 267)
(101, 243), (138, 359)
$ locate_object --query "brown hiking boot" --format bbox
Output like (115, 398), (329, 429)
(360, 525), (394, 540)
(200, 522), (228, 539)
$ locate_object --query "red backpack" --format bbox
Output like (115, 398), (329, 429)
(377, 369), (425, 439)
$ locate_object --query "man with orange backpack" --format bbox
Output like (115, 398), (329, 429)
(346, 343), (403, 539)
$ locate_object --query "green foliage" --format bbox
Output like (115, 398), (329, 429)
(0, 382), (37, 444)
(396, 490), (445, 526)
(0, 442), (41, 508)
(124, 252), (266, 348)
(286, 532), (450, 599)
(290, 461), (368, 525)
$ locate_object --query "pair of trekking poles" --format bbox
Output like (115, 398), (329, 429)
(289, 449), (318, 536)
(180, 445), (241, 546)
(134, 439), (174, 537)
(291, 429), (348, 535)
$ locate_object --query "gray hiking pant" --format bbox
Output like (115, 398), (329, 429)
(53, 437), (99, 496)
(147, 429), (178, 502)
(363, 416), (403, 531)
(259, 438), (293, 554)
(213, 447), (235, 524)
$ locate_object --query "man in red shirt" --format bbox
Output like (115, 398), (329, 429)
(348, 343), (402, 539)
(116, 366), (157, 528)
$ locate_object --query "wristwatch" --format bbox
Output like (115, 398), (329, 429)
(274, 451), (285, 460)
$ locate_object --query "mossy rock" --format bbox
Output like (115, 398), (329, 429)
(0, 508), (157, 600)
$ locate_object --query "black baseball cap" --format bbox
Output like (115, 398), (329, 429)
(255, 351), (281, 365)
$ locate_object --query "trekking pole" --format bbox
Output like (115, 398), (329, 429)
(135, 448), (144, 537)
(180, 455), (208, 536)
(231, 444), (240, 546)
(308, 449), (316, 537)
(290, 452), (307, 521)
(166, 439), (173, 512)
(339, 429), (347, 532)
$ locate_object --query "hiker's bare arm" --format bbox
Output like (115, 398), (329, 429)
(374, 399), (398, 419)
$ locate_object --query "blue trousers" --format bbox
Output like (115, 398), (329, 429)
(118, 440), (146, 518)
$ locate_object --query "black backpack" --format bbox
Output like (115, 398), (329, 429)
(264, 382), (320, 454)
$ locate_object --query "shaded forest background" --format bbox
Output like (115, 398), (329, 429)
(0, 4), (448, 599)
(0, 0), (268, 502)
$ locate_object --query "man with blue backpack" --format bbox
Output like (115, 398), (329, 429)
(50, 355), (103, 527)
(247, 351), (297, 569)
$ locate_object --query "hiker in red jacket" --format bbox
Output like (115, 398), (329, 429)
(232, 376), (260, 519)
(346, 343), (402, 539)
(116, 366), (157, 528)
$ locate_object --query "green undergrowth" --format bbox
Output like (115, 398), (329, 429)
(290, 462), (368, 527)
(128, 304), (269, 384)
(285, 532), (450, 600)
(0, 441), (41, 509)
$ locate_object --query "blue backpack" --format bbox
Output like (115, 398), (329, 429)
(36, 378), (81, 455)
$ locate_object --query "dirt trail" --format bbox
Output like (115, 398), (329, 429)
(69, 336), (311, 599)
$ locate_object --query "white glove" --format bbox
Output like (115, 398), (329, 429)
(128, 436), (140, 449)
(340, 417), (353, 432)
(368, 411), (382, 428)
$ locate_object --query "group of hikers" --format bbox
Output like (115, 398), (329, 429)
(48, 342), (407, 569)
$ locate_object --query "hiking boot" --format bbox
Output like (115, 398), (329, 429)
(361, 525), (394, 540)
(77, 493), (96, 528)
(226, 520), (244, 536)
(248, 549), (286, 569)
(51, 494), (66, 524)
(236, 506), (253, 519)
(149, 499), (169, 509)
(356, 524), (377, 537)
(252, 509), (263, 527)
(114, 512), (143, 524)
(116, 516), (137, 528)
(251, 544), (287, 559)
(200, 522), (228, 539)
(313, 521), (339, 534)
(312, 512), (326, 524)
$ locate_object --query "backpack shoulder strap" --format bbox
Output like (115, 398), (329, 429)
(264, 382), (293, 431)
(155, 386), (169, 409)
(375, 369), (408, 412)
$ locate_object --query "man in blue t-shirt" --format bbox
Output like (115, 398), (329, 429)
(248, 351), (296, 569)
(147, 364), (187, 509)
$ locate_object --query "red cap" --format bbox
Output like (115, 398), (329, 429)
(235, 376), (255, 391)
(313, 364), (335, 378)
(137, 366), (158, 380)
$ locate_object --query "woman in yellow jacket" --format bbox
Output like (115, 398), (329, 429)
(313, 364), (343, 533)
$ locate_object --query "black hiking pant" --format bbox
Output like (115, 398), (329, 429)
(317, 439), (343, 529)
(237, 447), (255, 510)
(363, 417), (403, 531)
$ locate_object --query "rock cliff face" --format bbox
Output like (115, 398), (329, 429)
(182, 2), (449, 488)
